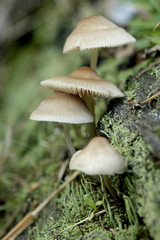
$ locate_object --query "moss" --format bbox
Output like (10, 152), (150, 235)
(98, 56), (152, 92)
(112, 225), (150, 240)
(99, 63), (160, 240)
(25, 178), (107, 239)
(19, 174), (131, 239)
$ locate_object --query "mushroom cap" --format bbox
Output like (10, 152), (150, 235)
(41, 66), (124, 98)
(69, 136), (125, 175)
(63, 15), (136, 53)
(30, 92), (94, 124)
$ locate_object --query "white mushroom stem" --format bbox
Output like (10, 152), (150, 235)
(90, 48), (99, 70)
(89, 48), (99, 138)
(86, 95), (95, 117)
(103, 175), (122, 201)
(63, 123), (76, 155)
(87, 99), (96, 138)
(87, 122), (96, 139)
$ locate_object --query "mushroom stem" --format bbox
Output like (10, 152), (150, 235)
(87, 122), (96, 139)
(86, 97), (97, 138)
(63, 123), (76, 155)
(90, 48), (99, 137)
(102, 175), (122, 201)
(90, 49), (99, 70)
(87, 95), (95, 117)
(82, 94), (96, 139)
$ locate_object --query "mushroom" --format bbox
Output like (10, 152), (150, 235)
(63, 15), (136, 69)
(69, 136), (125, 199)
(41, 66), (124, 99)
(30, 91), (94, 155)
(41, 66), (124, 137)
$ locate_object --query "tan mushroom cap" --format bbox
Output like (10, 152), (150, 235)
(41, 66), (124, 98)
(30, 92), (94, 124)
(63, 15), (136, 53)
(69, 136), (125, 175)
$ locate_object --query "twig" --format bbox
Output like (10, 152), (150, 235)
(0, 206), (22, 239)
(153, 22), (160, 32)
(135, 59), (160, 79)
(140, 91), (160, 105)
(48, 209), (106, 239)
(57, 158), (70, 181)
(2, 170), (80, 240)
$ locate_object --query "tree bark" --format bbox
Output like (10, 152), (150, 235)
(99, 62), (160, 240)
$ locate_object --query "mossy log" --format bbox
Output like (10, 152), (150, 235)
(14, 61), (160, 240)
(99, 62), (160, 240)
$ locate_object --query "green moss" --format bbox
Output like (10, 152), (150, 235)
(99, 64), (160, 240)
(98, 56), (152, 93)
(28, 178), (106, 239)
(112, 225), (150, 240)
(99, 116), (160, 239)
(26, 174), (132, 239)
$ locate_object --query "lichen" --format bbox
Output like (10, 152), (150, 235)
(98, 63), (160, 240)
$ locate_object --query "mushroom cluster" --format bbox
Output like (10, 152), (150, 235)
(30, 15), (135, 197)
(30, 66), (124, 147)
(41, 66), (124, 137)
(2, 14), (136, 240)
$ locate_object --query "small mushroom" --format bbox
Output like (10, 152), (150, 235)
(69, 136), (125, 199)
(41, 66), (124, 138)
(41, 66), (124, 99)
(63, 15), (136, 69)
(30, 91), (94, 155)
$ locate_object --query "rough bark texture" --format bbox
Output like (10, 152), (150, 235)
(99, 62), (160, 240)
